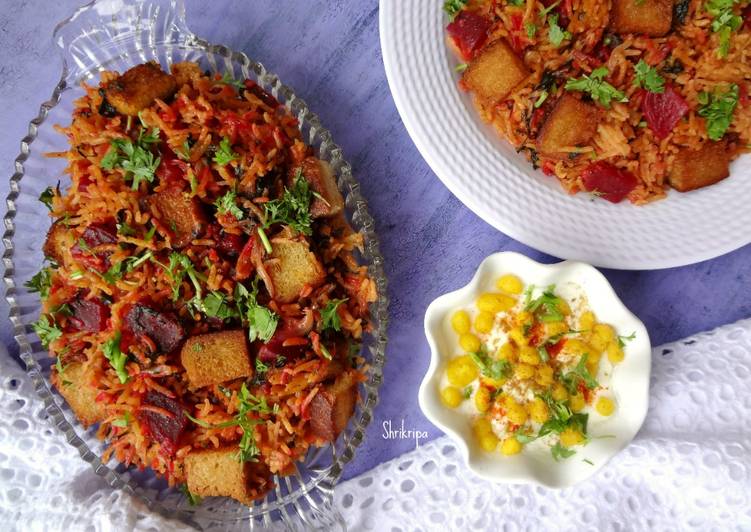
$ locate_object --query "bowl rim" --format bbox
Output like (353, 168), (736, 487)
(419, 251), (651, 488)
(2, 0), (389, 525)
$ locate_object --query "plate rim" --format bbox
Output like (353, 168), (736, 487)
(379, 0), (751, 270)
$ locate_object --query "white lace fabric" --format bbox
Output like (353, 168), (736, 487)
(1, 319), (750, 530)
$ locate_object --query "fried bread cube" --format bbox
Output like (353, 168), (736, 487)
(291, 157), (344, 218)
(147, 188), (206, 248)
(170, 61), (203, 88)
(668, 141), (734, 192)
(309, 374), (358, 442)
(102, 62), (177, 116)
(43, 220), (74, 266)
(267, 239), (326, 303)
(53, 362), (106, 428)
(610, 0), (673, 37)
(536, 94), (601, 157)
(180, 331), (252, 390)
(185, 447), (260, 505)
(463, 39), (530, 103)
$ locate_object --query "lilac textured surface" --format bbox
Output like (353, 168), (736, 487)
(0, 0), (750, 483)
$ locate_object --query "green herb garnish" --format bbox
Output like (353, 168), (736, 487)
(101, 127), (162, 190)
(25, 268), (53, 299)
(551, 441), (577, 461)
(470, 347), (512, 381)
(633, 60), (665, 93)
(525, 22), (538, 38)
(39, 186), (56, 210)
(262, 170), (313, 236)
(561, 354), (599, 394)
(705, 0), (743, 58)
(443, 0), (468, 20)
(525, 285), (564, 323)
(179, 484), (203, 506)
(219, 71), (245, 90)
(321, 298), (348, 332)
(617, 331), (636, 349)
(565, 67), (629, 108)
(547, 14), (571, 47)
(214, 190), (244, 220)
(202, 291), (240, 320)
(213, 137), (239, 166)
(32, 315), (62, 348)
(102, 331), (129, 384)
(698, 83), (739, 140)
(234, 281), (279, 343)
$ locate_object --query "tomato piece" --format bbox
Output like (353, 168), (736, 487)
(156, 150), (188, 186)
(641, 86), (689, 140)
(547, 338), (567, 358)
(446, 10), (491, 61)
(234, 233), (258, 281)
(581, 161), (638, 204)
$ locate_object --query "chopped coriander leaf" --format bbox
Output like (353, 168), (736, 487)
(163, 252), (206, 303)
(463, 386), (473, 400)
(214, 190), (244, 220)
(116, 222), (136, 237)
(470, 347), (512, 381)
(525, 22), (538, 39)
(509, 0), (525, 5)
(565, 67), (628, 108)
(538, 345), (550, 362)
(321, 298), (348, 332)
(547, 14), (571, 47)
(262, 170), (313, 236)
(176, 140), (191, 161)
(551, 441), (576, 461)
(144, 224), (157, 241)
(39, 186), (56, 210)
(101, 250), (155, 284)
(25, 268), (53, 299)
(633, 60), (665, 93)
(179, 484), (203, 506)
(202, 291), (240, 320)
(32, 315), (61, 348)
(583, 458), (595, 465)
(213, 137), (239, 166)
(100, 127), (162, 190)
(617, 331), (636, 348)
(525, 285), (564, 322)
(705, 0), (743, 58)
(561, 354), (599, 394)
(515, 432), (538, 444)
(443, 0), (468, 20)
(234, 280), (279, 342)
(455, 63), (468, 73)
(219, 71), (245, 90)
(102, 331), (129, 384)
(697, 83), (739, 140)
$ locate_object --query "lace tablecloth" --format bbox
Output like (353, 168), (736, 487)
(1, 319), (750, 530)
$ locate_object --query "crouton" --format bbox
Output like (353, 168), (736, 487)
(536, 94), (601, 157)
(668, 141), (734, 192)
(170, 61), (202, 88)
(43, 220), (74, 266)
(291, 157), (344, 218)
(267, 239), (326, 303)
(53, 362), (106, 428)
(185, 447), (260, 505)
(463, 39), (530, 104)
(180, 330), (253, 390)
(610, 0), (673, 37)
(309, 375), (358, 442)
(102, 62), (177, 116)
(147, 188), (206, 248)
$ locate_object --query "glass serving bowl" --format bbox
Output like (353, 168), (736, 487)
(1, 0), (388, 529)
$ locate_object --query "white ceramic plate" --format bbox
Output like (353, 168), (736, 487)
(379, 0), (751, 270)
(420, 252), (651, 488)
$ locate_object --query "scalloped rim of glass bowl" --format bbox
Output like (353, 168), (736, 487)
(379, 0), (751, 270)
(2, 0), (388, 526)
(420, 252), (651, 488)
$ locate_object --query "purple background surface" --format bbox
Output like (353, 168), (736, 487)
(0, 0), (749, 481)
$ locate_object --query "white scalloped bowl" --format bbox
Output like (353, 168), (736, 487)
(419, 252), (651, 488)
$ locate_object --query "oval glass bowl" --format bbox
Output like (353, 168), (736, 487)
(2, 0), (388, 529)
(420, 252), (651, 488)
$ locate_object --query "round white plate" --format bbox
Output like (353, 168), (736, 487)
(379, 0), (751, 270)
(420, 252), (652, 487)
